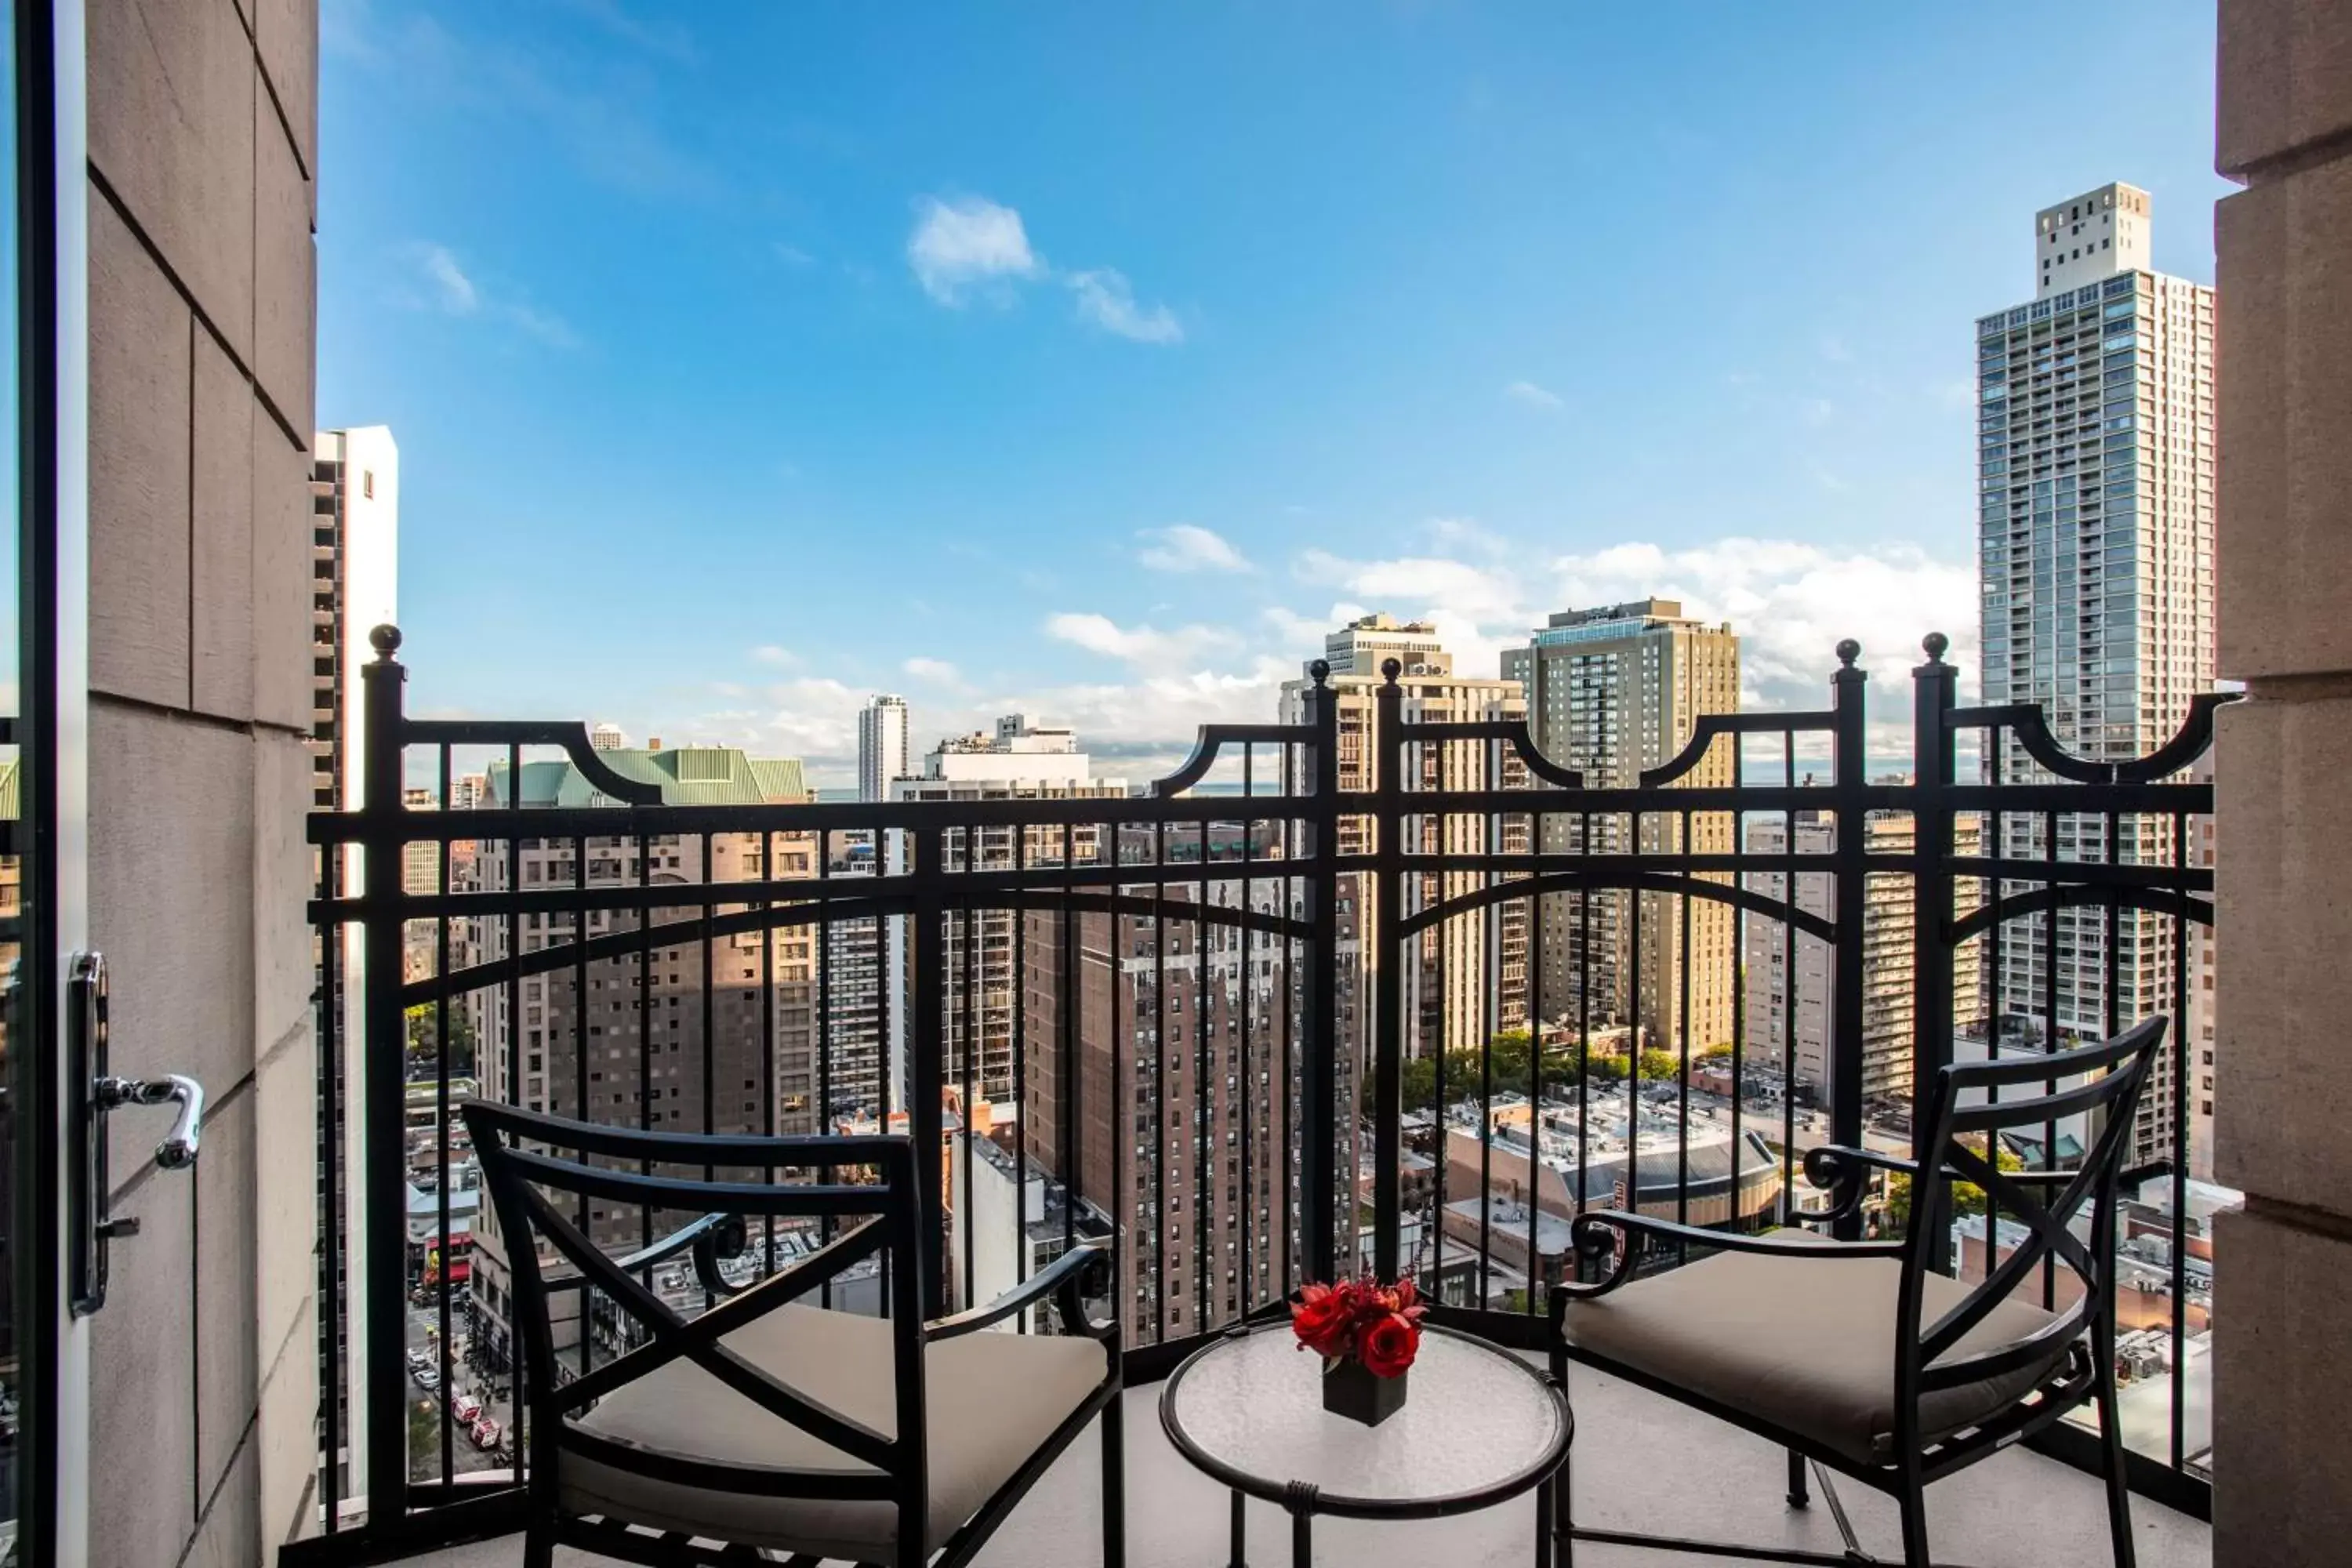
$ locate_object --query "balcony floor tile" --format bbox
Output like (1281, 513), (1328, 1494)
(405, 1363), (2208, 1568)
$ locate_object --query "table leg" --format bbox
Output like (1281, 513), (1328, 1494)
(1535, 1479), (1553, 1568)
(1290, 1506), (1312, 1568)
(1229, 1488), (1247, 1568)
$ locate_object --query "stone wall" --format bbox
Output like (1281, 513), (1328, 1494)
(84, 0), (318, 1562)
(2212, 2), (2352, 1562)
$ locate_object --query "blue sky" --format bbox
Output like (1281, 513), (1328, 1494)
(318, 1), (2228, 784)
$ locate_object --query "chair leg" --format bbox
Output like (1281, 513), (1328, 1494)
(1101, 1397), (1127, 1568)
(521, 1523), (554, 1568)
(2094, 1330), (2139, 1568)
(1786, 1447), (1809, 1508)
(1897, 1472), (1931, 1568)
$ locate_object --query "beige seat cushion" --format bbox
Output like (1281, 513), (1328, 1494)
(559, 1303), (1109, 1564)
(1563, 1240), (2070, 1466)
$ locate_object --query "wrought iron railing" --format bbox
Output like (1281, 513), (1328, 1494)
(299, 626), (2227, 1556)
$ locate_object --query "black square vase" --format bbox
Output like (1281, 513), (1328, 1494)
(1321, 1358), (1408, 1426)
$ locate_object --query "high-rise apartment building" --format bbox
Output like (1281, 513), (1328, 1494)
(1020, 825), (1296, 1340)
(888, 717), (1127, 1107)
(1503, 600), (1740, 1054)
(310, 427), (398, 813)
(859, 694), (911, 802)
(461, 745), (822, 1370)
(1279, 616), (1532, 1065)
(1742, 808), (1983, 1117)
(1976, 182), (2216, 1164)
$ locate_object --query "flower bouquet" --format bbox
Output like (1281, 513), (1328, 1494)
(1289, 1273), (1427, 1427)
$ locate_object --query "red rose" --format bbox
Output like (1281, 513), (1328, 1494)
(1359, 1312), (1420, 1379)
(1290, 1283), (1356, 1359)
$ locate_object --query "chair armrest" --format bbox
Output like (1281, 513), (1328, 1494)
(926, 1244), (1110, 1342)
(1801, 1145), (1919, 1224)
(1550, 1208), (1904, 1308)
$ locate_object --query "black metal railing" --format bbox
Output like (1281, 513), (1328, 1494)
(299, 626), (2227, 1555)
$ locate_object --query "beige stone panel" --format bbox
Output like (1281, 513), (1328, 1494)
(256, 0), (318, 185)
(2218, 0), (2352, 179)
(2213, 1206), (2352, 1566)
(192, 328), (255, 720)
(2216, 166), (2352, 683)
(87, 0), (256, 358)
(2212, 697), (2352, 1213)
(89, 703), (256, 1164)
(252, 416), (314, 732)
(195, 1083), (260, 1495)
(89, 194), (191, 710)
(253, 84), (315, 441)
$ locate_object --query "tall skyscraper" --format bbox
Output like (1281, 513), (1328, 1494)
(1976, 182), (2216, 1164)
(859, 694), (911, 802)
(1503, 599), (1740, 1055)
(310, 426), (398, 811)
(1279, 615), (1533, 1062)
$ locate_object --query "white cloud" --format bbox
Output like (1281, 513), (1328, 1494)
(420, 244), (477, 313)
(1547, 538), (1976, 719)
(902, 655), (970, 690)
(1801, 397), (1835, 427)
(906, 194), (1180, 344)
(408, 243), (577, 347)
(1066, 268), (1182, 343)
(907, 195), (1040, 305)
(1138, 524), (1249, 574)
(1504, 379), (1564, 410)
(1045, 612), (1235, 667)
(750, 644), (797, 666)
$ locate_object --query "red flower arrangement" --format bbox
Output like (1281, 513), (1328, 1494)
(1289, 1273), (1427, 1378)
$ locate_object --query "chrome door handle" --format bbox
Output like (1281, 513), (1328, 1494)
(92, 1073), (205, 1169)
(68, 952), (207, 1315)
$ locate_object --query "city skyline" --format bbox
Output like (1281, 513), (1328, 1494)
(318, 3), (2227, 787)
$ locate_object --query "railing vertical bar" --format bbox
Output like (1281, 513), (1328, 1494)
(1677, 806), (1693, 1258)
(1013, 821), (1030, 1330)
(2042, 807), (2060, 1311)
(2169, 807), (2190, 1473)
(572, 832), (592, 1372)
(960, 859), (977, 1316)
(1782, 732), (1798, 1226)
(502, 739), (523, 1487)
(1152, 821), (1166, 1340)
(316, 803), (342, 1533)
(1060, 822), (1076, 1267)
(1240, 749), (1256, 1318)
(430, 759), (454, 1486)
(809, 829), (825, 1305)
(1575, 826), (1592, 1276)
(1196, 818), (1210, 1332)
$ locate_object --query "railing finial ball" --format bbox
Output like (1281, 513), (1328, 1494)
(1922, 631), (1949, 662)
(1835, 638), (1860, 668)
(370, 623), (402, 659)
(1381, 657), (1403, 684)
(1308, 659), (1331, 687)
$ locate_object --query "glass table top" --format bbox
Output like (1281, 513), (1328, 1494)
(1160, 1323), (1570, 1508)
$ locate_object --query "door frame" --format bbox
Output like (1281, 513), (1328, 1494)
(13, 0), (87, 1562)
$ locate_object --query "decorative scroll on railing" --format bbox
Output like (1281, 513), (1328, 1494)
(299, 627), (2227, 1557)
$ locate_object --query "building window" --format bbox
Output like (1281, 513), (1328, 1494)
(362, 470), (375, 499)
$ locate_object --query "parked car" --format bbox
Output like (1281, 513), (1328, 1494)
(450, 1393), (481, 1424)
(415, 1367), (440, 1393)
(406, 1349), (431, 1373)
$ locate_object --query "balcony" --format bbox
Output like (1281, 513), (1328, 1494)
(294, 632), (2227, 1566)
(406, 1369), (2211, 1566)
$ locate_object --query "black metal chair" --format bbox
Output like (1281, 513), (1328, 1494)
(463, 1100), (1124, 1568)
(1545, 1015), (2169, 1568)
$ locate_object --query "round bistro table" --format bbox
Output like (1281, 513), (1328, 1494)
(1158, 1322), (1573, 1567)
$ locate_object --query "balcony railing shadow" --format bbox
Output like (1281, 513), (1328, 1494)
(287, 626), (2228, 1565)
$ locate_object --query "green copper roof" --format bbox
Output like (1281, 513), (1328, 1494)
(488, 746), (809, 808)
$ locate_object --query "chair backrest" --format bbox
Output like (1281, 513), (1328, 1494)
(461, 1098), (931, 1527)
(1892, 1015), (2169, 1417)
